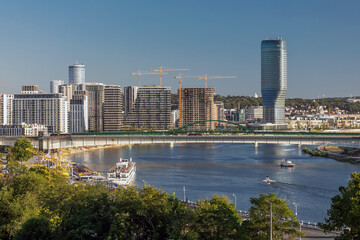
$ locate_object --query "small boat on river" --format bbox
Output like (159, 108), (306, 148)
(263, 176), (276, 184)
(107, 158), (136, 187)
(280, 159), (295, 167)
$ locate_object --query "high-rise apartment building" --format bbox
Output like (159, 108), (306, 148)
(59, 84), (78, 110)
(50, 80), (64, 93)
(78, 83), (105, 132)
(0, 94), (14, 125)
(261, 38), (287, 124)
(69, 63), (85, 84)
(124, 86), (138, 115)
(12, 89), (68, 133)
(180, 88), (215, 130)
(127, 86), (171, 129)
(69, 90), (88, 133)
(104, 85), (123, 131)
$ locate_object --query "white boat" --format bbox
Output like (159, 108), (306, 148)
(107, 158), (136, 187)
(280, 159), (295, 167)
(262, 176), (276, 184)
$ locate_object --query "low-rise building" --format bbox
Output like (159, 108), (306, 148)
(0, 123), (48, 137)
(246, 106), (263, 123)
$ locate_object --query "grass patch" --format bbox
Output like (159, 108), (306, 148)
(324, 146), (343, 153)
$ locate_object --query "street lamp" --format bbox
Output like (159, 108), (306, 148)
(232, 194), (237, 210)
(293, 203), (301, 240)
(183, 186), (186, 202)
(293, 202), (298, 216)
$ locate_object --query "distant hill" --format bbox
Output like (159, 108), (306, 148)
(171, 94), (360, 113)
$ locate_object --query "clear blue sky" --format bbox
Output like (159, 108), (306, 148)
(0, 0), (359, 98)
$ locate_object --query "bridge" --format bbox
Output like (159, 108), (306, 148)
(0, 134), (359, 150)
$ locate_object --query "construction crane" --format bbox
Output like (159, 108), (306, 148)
(131, 70), (164, 87)
(197, 74), (236, 88)
(173, 74), (198, 127)
(151, 67), (190, 87)
(26, 148), (72, 178)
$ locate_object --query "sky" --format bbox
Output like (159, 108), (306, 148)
(0, 0), (359, 98)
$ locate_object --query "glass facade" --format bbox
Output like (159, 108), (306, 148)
(261, 39), (287, 124)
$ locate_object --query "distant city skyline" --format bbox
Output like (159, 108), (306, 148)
(0, 1), (359, 98)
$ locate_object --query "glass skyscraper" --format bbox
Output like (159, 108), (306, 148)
(261, 38), (287, 124)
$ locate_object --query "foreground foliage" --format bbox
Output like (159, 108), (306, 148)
(0, 160), (249, 240)
(243, 193), (303, 240)
(320, 172), (360, 239)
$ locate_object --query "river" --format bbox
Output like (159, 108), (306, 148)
(68, 143), (360, 223)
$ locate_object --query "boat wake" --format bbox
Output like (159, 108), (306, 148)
(270, 180), (337, 193)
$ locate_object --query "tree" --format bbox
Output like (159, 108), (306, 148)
(243, 193), (303, 240)
(11, 137), (34, 163)
(320, 172), (360, 239)
(109, 185), (196, 240)
(194, 195), (245, 240)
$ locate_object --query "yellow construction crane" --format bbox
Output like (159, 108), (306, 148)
(151, 67), (190, 87)
(131, 70), (164, 87)
(173, 73), (198, 127)
(197, 74), (236, 88)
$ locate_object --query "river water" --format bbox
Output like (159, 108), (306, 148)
(68, 143), (360, 223)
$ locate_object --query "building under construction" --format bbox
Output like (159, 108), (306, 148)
(180, 88), (215, 130)
(124, 86), (138, 116)
(126, 86), (171, 130)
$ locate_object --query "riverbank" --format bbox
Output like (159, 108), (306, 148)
(302, 145), (360, 164)
(62, 144), (130, 156)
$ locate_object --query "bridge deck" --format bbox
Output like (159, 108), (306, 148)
(1, 135), (359, 150)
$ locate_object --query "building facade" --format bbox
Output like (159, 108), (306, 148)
(50, 80), (64, 94)
(79, 83), (105, 132)
(261, 38), (287, 124)
(124, 86), (138, 116)
(69, 63), (85, 84)
(180, 88), (215, 130)
(127, 86), (171, 129)
(0, 123), (48, 137)
(12, 92), (68, 133)
(104, 85), (123, 131)
(0, 94), (14, 125)
(69, 90), (88, 133)
(246, 106), (263, 122)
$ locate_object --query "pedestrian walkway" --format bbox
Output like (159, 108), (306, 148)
(297, 225), (339, 239)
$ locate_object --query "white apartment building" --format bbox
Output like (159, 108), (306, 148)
(69, 90), (88, 133)
(12, 91), (68, 133)
(0, 94), (14, 125)
(0, 123), (48, 137)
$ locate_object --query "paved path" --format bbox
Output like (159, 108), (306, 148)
(296, 225), (339, 239)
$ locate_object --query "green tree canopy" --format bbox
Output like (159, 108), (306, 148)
(243, 193), (303, 240)
(320, 172), (360, 239)
(11, 137), (34, 162)
(194, 195), (244, 240)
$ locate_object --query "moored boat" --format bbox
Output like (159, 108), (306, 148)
(107, 158), (136, 187)
(280, 159), (295, 167)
